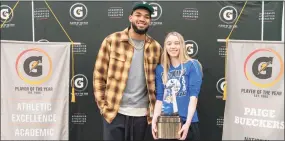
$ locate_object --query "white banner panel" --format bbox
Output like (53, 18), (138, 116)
(1, 40), (70, 140)
(222, 40), (284, 140)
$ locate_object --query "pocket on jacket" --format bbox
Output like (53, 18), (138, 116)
(109, 51), (126, 80)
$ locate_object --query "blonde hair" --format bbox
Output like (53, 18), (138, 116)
(160, 32), (203, 84)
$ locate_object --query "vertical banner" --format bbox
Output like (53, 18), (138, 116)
(1, 40), (70, 140)
(0, 1), (283, 140)
(222, 40), (284, 140)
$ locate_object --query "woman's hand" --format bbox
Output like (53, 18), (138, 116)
(152, 118), (158, 140)
(178, 123), (190, 140)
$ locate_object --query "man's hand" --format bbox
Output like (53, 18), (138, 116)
(96, 102), (103, 115)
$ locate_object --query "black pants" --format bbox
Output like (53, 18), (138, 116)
(103, 113), (148, 141)
(159, 122), (200, 141)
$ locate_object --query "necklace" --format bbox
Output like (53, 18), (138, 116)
(128, 36), (145, 50)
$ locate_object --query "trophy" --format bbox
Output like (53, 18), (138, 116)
(157, 82), (182, 139)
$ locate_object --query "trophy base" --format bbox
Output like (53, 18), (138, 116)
(157, 115), (181, 139)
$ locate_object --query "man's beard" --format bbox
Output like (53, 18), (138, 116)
(131, 22), (149, 35)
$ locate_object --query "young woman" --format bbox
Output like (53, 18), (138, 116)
(152, 32), (203, 141)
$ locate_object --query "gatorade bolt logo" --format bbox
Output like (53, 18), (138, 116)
(71, 74), (88, 92)
(252, 57), (273, 79)
(149, 2), (162, 21)
(0, 5), (13, 23)
(24, 56), (43, 77)
(69, 3), (88, 21)
(244, 48), (284, 88)
(15, 48), (52, 85)
(216, 77), (226, 94)
(219, 6), (237, 24)
(185, 40), (198, 57)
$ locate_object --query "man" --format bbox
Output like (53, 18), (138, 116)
(93, 2), (162, 141)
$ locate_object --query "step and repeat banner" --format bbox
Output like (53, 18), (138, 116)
(1, 1), (283, 140)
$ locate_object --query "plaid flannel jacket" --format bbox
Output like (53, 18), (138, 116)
(93, 28), (162, 124)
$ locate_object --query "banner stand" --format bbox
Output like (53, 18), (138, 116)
(217, 39), (284, 44)
(0, 40), (81, 45)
